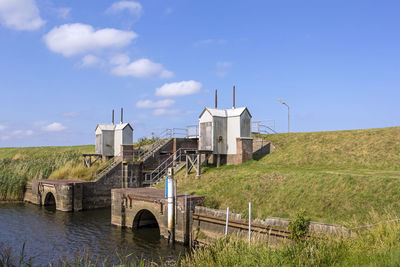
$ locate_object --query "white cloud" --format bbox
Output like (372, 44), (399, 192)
(153, 109), (180, 116)
(43, 23), (137, 57)
(216, 61), (232, 78)
(79, 54), (104, 67)
(136, 99), (175, 109)
(42, 122), (66, 132)
(110, 54), (130, 65)
(106, 1), (142, 17)
(1, 129), (34, 140)
(0, 124), (6, 131)
(155, 80), (202, 97)
(111, 58), (173, 78)
(0, 0), (45, 31)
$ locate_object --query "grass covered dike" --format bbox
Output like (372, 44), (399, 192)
(0, 127), (400, 265)
(175, 126), (400, 227)
(181, 217), (400, 267)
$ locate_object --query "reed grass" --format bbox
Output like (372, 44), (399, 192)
(0, 145), (94, 200)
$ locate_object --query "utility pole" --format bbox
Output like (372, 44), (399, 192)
(279, 99), (290, 133)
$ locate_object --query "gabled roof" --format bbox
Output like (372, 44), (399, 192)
(95, 123), (133, 131)
(199, 107), (252, 118)
(115, 123), (133, 131)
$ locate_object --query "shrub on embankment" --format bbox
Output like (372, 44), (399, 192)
(0, 145), (93, 200)
(176, 127), (400, 226)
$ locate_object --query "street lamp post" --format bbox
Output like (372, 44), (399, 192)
(279, 99), (290, 133)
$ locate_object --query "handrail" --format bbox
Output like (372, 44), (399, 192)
(144, 147), (187, 184)
(252, 120), (277, 134)
(137, 126), (197, 161)
(138, 138), (172, 161)
(92, 153), (121, 178)
(258, 125), (278, 134)
(186, 125), (199, 137)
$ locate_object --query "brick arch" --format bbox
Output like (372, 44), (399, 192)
(44, 192), (56, 206)
(41, 187), (57, 207)
(133, 208), (161, 230)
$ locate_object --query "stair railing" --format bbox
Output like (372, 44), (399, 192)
(144, 148), (186, 185)
(252, 120), (277, 134)
(137, 127), (195, 161)
(92, 153), (121, 179)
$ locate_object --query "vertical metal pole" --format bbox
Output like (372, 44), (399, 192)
(174, 179), (177, 229)
(248, 202), (251, 244)
(112, 109), (114, 124)
(225, 207), (229, 237)
(167, 167), (175, 243)
(233, 85), (236, 109)
(165, 178), (168, 198)
(215, 89), (218, 108)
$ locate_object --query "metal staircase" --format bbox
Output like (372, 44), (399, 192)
(92, 154), (122, 180)
(138, 137), (172, 162)
(143, 147), (187, 186)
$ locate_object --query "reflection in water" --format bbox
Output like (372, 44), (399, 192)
(0, 203), (186, 265)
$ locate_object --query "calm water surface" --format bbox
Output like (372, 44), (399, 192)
(0, 203), (186, 265)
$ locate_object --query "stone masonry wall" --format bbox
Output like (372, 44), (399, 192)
(227, 138), (253, 165)
(82, 162), (143, 210)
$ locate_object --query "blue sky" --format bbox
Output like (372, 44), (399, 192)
(0, 0), (399, 147)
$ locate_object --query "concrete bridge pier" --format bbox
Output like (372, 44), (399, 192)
(25, 180), (84, 212)
(111, 188), (203, 245)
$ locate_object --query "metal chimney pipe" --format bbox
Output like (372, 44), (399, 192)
(215, 89), (218, 108)
(233, 85), (236, 109)
(121, 107), (123, 124)
(112, 109), (114, 124)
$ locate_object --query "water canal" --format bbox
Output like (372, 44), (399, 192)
(0, 203), (186, 265)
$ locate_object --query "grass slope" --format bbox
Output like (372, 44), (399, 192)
(175, 127), (400, 226)
(0, 145), (94, 200)
(181, 217), (400, 267)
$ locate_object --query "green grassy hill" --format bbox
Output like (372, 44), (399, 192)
(0, 145), (94, 200)
(175, 127), (400, 226)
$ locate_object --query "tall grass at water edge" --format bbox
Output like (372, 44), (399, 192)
(0, 145), (94, 200)
(3, 214), (400, 266)
(182, 213), (400, 266)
